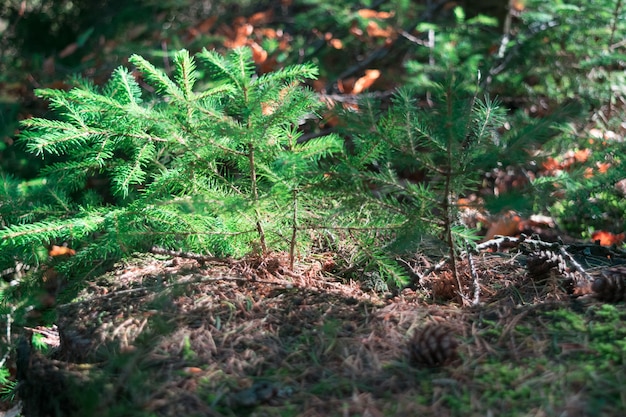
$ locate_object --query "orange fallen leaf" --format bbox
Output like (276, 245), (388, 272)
(558, 343), (594, 355)
(488, 44), (500, 55)
(366, 21), (395, 38)
(322, 113), (341, 127)
(337, 77), (356, 94)
(511, 0), (526, 12)
(350, 21), (364, 37)
(223, 21), (253, 48)
(542, 157), (560, 173)
(329, 38), (343, 49)
(357, 9), (394, 19)
(248, 10), (273, 26)
(49, 245), (76, 256)
(597, 162), (611, 173)
(186, 16), (217, 41)
(196, 16), (217, 33)
(277, 36), (291, 51)
(249, 41), (267, 64)
(484, 211), (521, 241)
(443, 2), (460, 11)
(351, 69), (380, 94)
(591, 230), (625, 246)
(257, 27), (279, 39)
(312, 79), (326, 93)
(259, 56), (278, 74)
(262, 84), (294, 115)
(456, 197), (473, 209)
(574, 148), (590, 163)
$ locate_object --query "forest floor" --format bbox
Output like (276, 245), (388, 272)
(11, 246), (626, 417)
(3, 2), (626, 416)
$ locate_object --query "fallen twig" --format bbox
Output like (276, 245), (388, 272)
(558, 247), (595, 282)
(467, 242), (480, 306)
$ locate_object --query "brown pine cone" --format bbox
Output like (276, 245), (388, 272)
(591, 265), (626, 303)
(526, 250), (569, 282)
(408, 323), (458, 367)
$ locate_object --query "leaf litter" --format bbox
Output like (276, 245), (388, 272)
(15, 248), (626, 416)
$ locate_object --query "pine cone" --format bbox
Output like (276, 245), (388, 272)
(408, 323), (458, 367)
(526, 250), (565, 282)
(592, 266), (626, 302)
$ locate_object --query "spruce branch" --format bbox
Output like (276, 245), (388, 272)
(172, 49), (198, 101)
(109, 66), (143, 106)
(128, 53), (184, 100)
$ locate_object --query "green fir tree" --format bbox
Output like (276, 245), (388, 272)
(0, 47), (342, 283)
(327, 76), (507, 292)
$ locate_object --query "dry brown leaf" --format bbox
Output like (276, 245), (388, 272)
(58, 42), (78, 58)
(615, 178), (626, 195)
(357, 9), (394, 19)
(337, 77), (355, 94)
(311, 79), (326, 93)
(365, 21), (395, 38)
(261, 101), (277, 116)
(484, 211), (521, 241)
(186, 16), (217, 40)
(351, 69), (380, 94)
(49, 245), (76, 257)
(261, 85), (293, 115)
(329, 38), (343, 49)
(183, 367), (203, 374)
(591, 230), (625, 246)
(597, 162), (611, 173)
(350, 21), (364, 37)
(257, 27), (279, 39)
(224, 21), (253, 48)
(512, 0), (526, 12)
(196, 16), (217, 33)
(541, 157), (560, 173)
(249, 41), (267, 64)
(258, 56), (278, 74)
(322, 113), (341, 127)
(248, 10), (273, 26)
(574, 148), (590, 163)
(43, 56), (55, 75)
